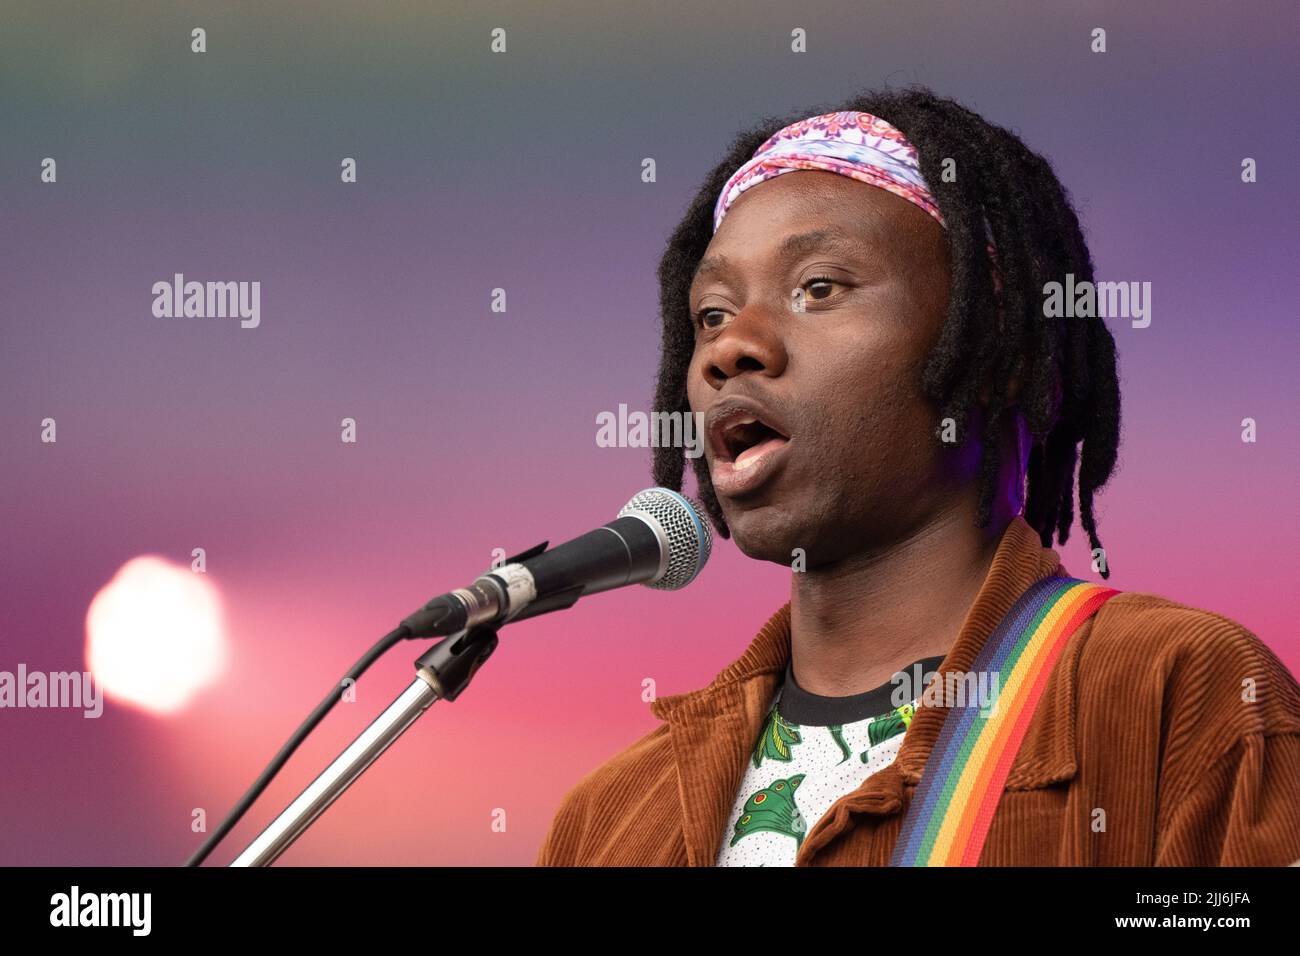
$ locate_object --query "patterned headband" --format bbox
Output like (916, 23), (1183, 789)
(712, 109), (1001, 291)
(713, 110), (944, 233)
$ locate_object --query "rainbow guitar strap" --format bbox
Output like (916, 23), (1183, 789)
(889, 574), (1120, 866)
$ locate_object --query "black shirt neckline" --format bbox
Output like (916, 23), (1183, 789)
(775, 653), (948, 726)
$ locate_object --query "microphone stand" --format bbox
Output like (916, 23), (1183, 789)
(228, 624), (500, 867)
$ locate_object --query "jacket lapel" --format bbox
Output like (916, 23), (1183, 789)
(649, 605), (790, 866)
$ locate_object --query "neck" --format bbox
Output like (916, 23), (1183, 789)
(787, 503), (1009, 697)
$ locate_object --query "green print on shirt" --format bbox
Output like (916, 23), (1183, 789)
(752, 709), (870, 769)
(865, 703), (915, 751)
(752, 708), (801, 767)
(829, 725), (852, 764)
(729, 774), (807, 847)
(730, 702), (919, 854)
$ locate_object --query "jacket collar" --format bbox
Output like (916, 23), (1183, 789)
(649, 515), (1080, 864)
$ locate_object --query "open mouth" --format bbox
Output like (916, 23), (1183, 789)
(721, 418), (789, 470)
(708, 405), (793, 497)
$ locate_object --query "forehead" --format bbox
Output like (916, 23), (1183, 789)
(692, 170), (937, 286)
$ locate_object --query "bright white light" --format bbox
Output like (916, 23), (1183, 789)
(85, 556), (228, 715)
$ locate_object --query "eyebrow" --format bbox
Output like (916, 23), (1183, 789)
(691, 228), (875, 288)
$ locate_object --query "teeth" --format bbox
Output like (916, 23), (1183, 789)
(721, 417), (759, 461)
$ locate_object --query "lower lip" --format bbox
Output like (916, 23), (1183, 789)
(710, 436), (791, 497)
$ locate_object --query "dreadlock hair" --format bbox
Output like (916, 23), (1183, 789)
(650, 85), (1121, 578)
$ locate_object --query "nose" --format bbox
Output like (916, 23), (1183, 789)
(699, 305), (789, 388)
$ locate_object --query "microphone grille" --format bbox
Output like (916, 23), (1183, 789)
(618, 487), (713, 590)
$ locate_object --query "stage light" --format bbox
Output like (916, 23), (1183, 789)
(85, 556), (228, 715)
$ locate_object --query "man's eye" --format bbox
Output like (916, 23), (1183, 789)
(693, 276), (845, 328)
(802, 275), (842, 300)
(693, 308), (726, 330)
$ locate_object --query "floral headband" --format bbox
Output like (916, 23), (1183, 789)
(712, 110), (1001, 292)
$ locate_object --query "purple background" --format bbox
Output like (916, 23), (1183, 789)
(1, 1), (1297, 865)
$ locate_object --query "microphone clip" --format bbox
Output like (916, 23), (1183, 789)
(414, 624), (500, 703)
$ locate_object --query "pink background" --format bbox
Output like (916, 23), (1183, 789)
(1, 1), (1296, 864)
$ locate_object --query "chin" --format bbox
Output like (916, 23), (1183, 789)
(722, 500), (808, 566)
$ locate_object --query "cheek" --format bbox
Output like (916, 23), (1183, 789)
(684, 349), (707, 410)
(794, 328), (935, 481)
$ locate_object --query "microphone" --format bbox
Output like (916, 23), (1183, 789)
(399, 487), (713, 638)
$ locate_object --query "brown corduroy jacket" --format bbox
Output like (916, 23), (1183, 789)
(536, 516), (1300, 866)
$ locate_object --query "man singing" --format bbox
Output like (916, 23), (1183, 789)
(536, 87), (1300, 866)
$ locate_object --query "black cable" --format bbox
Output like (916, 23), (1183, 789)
(183, 625), (411, 867)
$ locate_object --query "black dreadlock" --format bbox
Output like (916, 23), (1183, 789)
(650, 86), (1121, 578)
